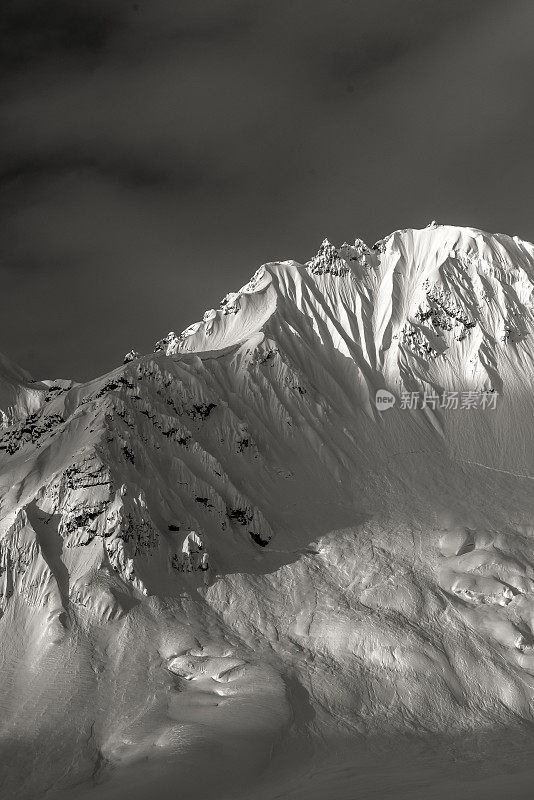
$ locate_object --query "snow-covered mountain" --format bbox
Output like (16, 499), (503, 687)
(2, 224), (534, 799)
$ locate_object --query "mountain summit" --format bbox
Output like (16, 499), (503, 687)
(157, 223), (534, 398)
(2, 225), (534, 800)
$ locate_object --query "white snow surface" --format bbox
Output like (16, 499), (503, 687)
(2, 225), (534, 798)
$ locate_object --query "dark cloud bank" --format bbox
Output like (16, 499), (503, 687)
(1, 0), (533, 380)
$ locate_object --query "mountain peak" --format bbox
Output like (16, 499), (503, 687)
(149, 225), (534, 411)
(3, 223), (534, 799)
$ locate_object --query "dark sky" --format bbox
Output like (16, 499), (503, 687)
(2, 0), (534, 381)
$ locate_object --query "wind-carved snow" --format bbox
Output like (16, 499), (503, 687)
(2, 224), (534, 800)
(154, 264), (276, 356)
(0, 352), (69, 429)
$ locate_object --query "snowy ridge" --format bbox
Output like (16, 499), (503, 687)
(155, 225), (534, 402)
(153, 263), (277, 354)
(2, 224), (534, 799)
(0, 351), (57, 428)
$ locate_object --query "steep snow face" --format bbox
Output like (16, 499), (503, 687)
(2, 225), (534, 800)
(156, 224), (534, 464)
(154, 264), (277, 354)
(159, 224), (534, 396)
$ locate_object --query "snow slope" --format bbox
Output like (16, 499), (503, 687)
(0, 352), (56, 428)
(2, 224), (534, 799)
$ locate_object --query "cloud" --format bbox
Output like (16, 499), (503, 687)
(1, 0), (533, 380)
(0, 0), (123, 72)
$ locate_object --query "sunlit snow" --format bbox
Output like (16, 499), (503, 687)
(2, 225), (534, 799)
